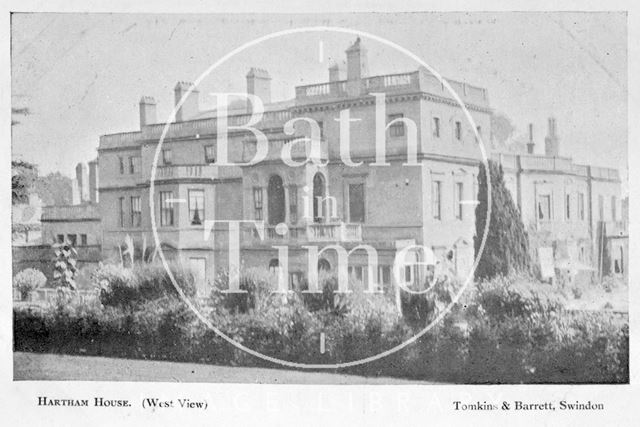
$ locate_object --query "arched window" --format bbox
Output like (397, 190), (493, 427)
(268, 258), (280, 275)
(313, 173), (326, 223)
(318, 258), (331, 272)
(267, 175), (285, 225)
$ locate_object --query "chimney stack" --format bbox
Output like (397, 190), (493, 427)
(345, 37), (368, 96)
(75, 163), (89, 203)
(544, 117), (559, 157)
(88, 159), (99, 204)
(139, 96), (157, 128)
(526, 123), (535, 154)
(174, 82), (200, 122)
(328, 62), (342, 82)
(246, 68), (271, 110)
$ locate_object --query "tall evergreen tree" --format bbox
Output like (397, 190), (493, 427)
(474, 160), (531, 280)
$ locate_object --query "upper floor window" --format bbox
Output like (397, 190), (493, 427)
(537, 194), (551, 220)
(118, 197), (125, 227)
(204, 145), (216, 164)
(388, 114), (405, 137)
(118, 157), (125, 174)
(317, 120), (324, 139)
(348, 183), (365, 223)
(432, 180), (442, 220)
(432, 117), (441, 138)
(455, 121), (462, 140)
(454, 182), (463, 220)
(598, 195), (604, 221)
(67, 234), (77, 246)
(253, 187), (263, 221)
(289, 185), (298, 224)
(565, 193), (571, 220)
(188, 190), (204, 225)
(80, 234), (87, 246)
(129, 156), (140, 174)
(159, 191), (174, 226)
(578, 192), (585, 221)
(611, 196), (617, 221)
(162, 149), (173, 166)
(56, 234), (64, 244)
(130, 196), (142, 227)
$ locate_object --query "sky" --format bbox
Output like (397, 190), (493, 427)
(11, 12), (627, 183)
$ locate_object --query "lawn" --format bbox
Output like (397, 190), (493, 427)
(13, 352), (436, 384)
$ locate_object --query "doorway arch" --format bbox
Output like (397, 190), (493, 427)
(268, 175), (286, 225)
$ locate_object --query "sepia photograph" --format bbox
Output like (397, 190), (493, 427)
(10, 10), (629, 389)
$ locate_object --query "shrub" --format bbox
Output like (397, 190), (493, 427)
(13, 268), (46, 300)
(96, 262), (197, 308)
(471, 274), (564, 322)
(211, 268), (277, 314)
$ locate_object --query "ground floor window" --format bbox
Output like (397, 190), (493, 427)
(188, 189), (205, 225)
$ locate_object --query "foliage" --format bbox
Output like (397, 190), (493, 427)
(33, 172), (73, 206)
(95, 262), (197, 308)
(52, 242), (78, 291)
(11, 160), (38, 205)
(474, 160), (531, 280)
(13, 268), (47, 300)
(13, 271), (628, 384)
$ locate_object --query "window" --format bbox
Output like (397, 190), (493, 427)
(455, 121), (462, 140)
(455, 182), (463, 220)
(118, 197), (125, 227)
(388, 114), (405, 137)
(289, 185), (298, 224)
(253, 187), (263, 221)
(348, 266), (364, 282)
(80, 234), (87, 246)
(188, 190), (205, 225)
(317, 120), (324, 139)
(162, 149), (173, 165)
(537, 194), (551, 220)
(67, 234), (77, 246)
(348, 183), (365, 223)
(565, 193), (571, 220)
(611, 196), (617, 221)
(159, 191), (174, 226)
(598, 195), (604, 221)
(118, 157), (125, 174)
(432, 180), (442, 220)
(56, 234), (64, 244)
(578, 192), (585, 221)
(378, 265), (391, 287)
(129, 156), (140, 174)
(130, 196), (142, 227)
(432, 117), (440, 138)
(204, 145), (215, 164)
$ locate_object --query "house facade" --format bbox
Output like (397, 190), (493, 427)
(97, 38), (491, 295)
(93, 38), (626, 295)
(494, 119), (627, 280)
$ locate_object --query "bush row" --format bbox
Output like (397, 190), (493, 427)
(13, 268), (629, 383)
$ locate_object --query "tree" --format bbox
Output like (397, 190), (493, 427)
(11, 160), (38, 205)
(490, 112), (516, 150)
(474, 160), (531, 280)
(34, 172), (73, 206)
